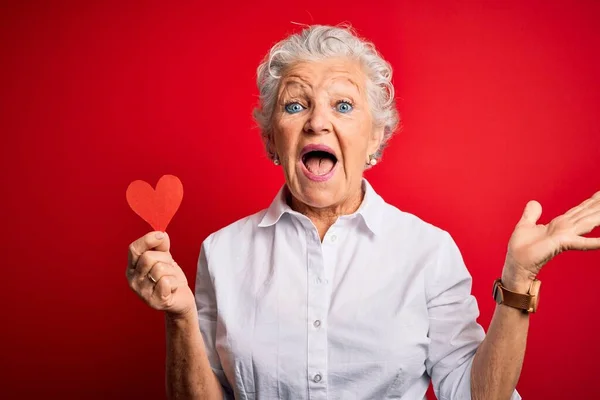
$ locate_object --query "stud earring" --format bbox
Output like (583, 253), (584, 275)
(273, 157), (280, 166)
(368, 155), (377, 166)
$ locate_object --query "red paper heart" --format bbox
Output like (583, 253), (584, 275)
(126, 174), (183, 232)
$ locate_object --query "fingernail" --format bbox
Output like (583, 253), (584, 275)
(155, 232), (165, 239)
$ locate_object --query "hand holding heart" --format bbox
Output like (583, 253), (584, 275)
(125, 175), (194, 318)
(126, 231), (195, 317)
(502, 191), (600, 292)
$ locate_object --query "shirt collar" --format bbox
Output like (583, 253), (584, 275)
(257, 184), (293, 228)
(258, 178), (384, 236)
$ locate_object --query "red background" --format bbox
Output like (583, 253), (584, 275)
(1, 1), (599, 399)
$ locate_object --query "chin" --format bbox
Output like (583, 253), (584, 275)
(293, 174), (346, 208)
(299, 190), (338, 209)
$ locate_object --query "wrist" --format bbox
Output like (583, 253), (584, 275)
(501, 264), (536, 293)
(165, 305), (197, 326)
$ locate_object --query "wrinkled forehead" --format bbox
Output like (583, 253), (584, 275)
(279, 58), (367, 96)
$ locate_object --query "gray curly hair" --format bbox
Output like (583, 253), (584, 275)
(252, 24), (400, 162)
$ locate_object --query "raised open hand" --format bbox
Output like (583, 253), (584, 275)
(502, 191), (600, 291)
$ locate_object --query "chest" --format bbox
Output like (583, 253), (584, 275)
(211, 224), (433, 398)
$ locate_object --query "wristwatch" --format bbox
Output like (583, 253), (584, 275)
(492, 278), (542, 313)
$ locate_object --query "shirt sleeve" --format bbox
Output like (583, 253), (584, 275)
(425, 232), (521, 400)
(195, 238), (234, 399)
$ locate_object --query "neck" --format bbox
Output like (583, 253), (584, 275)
(287, 183), (365, 241)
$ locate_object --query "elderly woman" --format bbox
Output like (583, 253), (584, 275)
(126, 25), (600, 399)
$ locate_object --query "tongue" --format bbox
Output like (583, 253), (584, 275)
(305, 156), (335, 175)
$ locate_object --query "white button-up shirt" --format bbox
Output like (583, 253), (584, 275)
(195, 179), (521, 400)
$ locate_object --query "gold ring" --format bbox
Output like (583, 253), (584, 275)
(147, 274), (158, 284)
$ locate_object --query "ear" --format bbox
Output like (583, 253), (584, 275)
(264, 130), (278, 159)
(367, 126), (385, 157)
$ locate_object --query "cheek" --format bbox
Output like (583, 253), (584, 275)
(274, 120), (301, 153)
(272, 135), (293, 159)
(338, 123), (372, 160)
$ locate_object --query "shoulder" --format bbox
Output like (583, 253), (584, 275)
(377, 199), (450, 246)
(201, 208), (268, 252)
(364, 179), (450, 247)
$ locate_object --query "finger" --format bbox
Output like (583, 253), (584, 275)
(153, 275), (180, 302)
(570, 198), (600, 224)
(563, 235), (600, 251)
(137, 262), (176, 300)
(135, 250), (174, 276)
(128, 259), (162, 292)
(573, 210), (600, 236)
(565, 192), (600, 219)
(517, 200), (543, 227)
(128, 255), (173, 294)
(147, 261), (176, 286)
(128, 231), (171, 269)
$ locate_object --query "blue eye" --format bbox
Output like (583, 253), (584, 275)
(336, 101), (353, 113)
(285, 102), (305, 114)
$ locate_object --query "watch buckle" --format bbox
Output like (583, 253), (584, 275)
(492, 278), (503, 303)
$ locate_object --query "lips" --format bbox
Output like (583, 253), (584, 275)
(299, 144), (338, 182)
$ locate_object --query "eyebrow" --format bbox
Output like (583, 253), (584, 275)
(332, 76), (361, 94)
(277, 81), (308, 105)
(281, 75), (313, 90)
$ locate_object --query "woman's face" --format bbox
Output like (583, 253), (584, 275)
(271, 57), (383, 210)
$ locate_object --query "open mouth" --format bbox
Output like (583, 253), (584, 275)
(301, 149), (338, 176)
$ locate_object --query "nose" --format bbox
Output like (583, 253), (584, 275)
(303, 101), (333, 135)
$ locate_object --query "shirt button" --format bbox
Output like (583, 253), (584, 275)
(313, 320), (321, 328)
(330, 234), (337, 242)
(313, 373), (322, 383)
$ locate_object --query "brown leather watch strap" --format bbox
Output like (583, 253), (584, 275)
(493, 278), (540, 313)
(500, 286), (534, 310)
